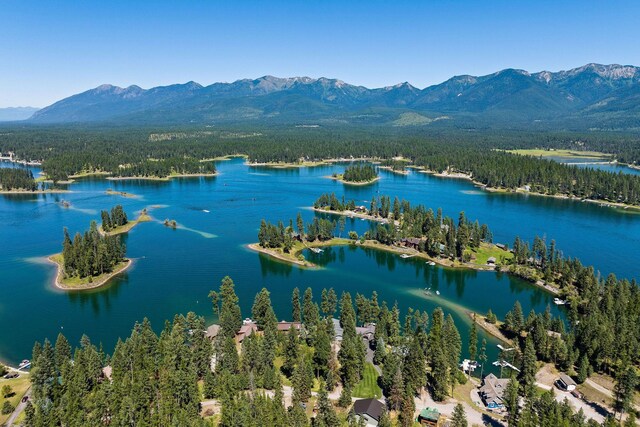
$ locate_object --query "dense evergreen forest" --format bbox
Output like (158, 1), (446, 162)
(100, 205), (128, 232)
(340, 164), (378, 183)
(0, 168), (37, 191)
(0, 126), (639, 203)
(61, 221), (127, 279)
(313, 193), (493, 260)
(24, 274), (639, 426)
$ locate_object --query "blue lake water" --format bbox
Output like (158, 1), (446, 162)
(1, 158), (638, 372)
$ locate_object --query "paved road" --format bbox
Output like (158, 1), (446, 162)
(536, 382), (607, 424)
(6, 387), (31, 427)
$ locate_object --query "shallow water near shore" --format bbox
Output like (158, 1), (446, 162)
(1, 158), (639, 373)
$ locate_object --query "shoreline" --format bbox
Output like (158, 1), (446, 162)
(47, 255), (132, 291)
(467, 311), (512, 344)
(106, 173), (218, 181)
(417, 168), (640, 212)
(0, 189), (71, 194)
(99, 211), (152, 236)
(326, 175), (380, 186)
(105, 189), (139, 198)
(378, 165), (409, 175)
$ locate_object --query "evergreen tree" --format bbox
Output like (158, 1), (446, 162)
(292, 287), (301, 323)
(468, 318), (478, 362)
(313, 381), (339, 427)
(451, 403), (468, 427)
(614, 364), (638, 419)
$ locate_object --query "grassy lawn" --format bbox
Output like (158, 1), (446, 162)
(0, 373), (30, 425)
(506, 149), (609, 159)
(466, 243), (513, 266)
(352, 363), (382, 399)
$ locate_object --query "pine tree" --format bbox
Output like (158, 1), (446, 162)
(519, 335), (537, 398)
(283, 326), (299, 377)
(468, 318), (478, 362)
(292, 287), (301, 323)
(314, 380), (339, 427)
(504, 376), (520, 426)
(614, 364), (638, 419)
(389, 367), (404, 411)
(451, 403), (468, 427)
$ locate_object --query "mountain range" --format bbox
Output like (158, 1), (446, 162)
(26, 64), (640, 129)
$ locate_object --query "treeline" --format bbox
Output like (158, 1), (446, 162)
(340, 163), (377, 182)
(257, 214), (338, 251)
(2, 126), (639, 203)
(100, 205), (128, 232)
(0, 168), (37, 191)
(25, 274), (638, 426)
(506, 235), (640, 377)
(27, 314), (210, 426)
(61, 221), (126, 279)
(315, 193), (493, 260)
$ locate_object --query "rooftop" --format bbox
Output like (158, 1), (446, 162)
(353, 398), (384, 421)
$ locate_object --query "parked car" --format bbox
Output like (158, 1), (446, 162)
(571, 389), (584, 400)
(3, 372), (19, 379)
(22, 395), (29, 403)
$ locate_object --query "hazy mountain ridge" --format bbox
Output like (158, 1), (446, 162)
(28, 64), (640, 128)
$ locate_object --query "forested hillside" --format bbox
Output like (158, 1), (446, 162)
(1, 126), (639, 205)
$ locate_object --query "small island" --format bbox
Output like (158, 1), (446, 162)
(105, 189), (139, 198)
(49, 221), (129, 290)
(100, 205), (151, 236)
(250, 194), (511, 272)
(329, 163), (379, 185)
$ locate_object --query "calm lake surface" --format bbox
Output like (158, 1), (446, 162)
(1, 158), (639, 371)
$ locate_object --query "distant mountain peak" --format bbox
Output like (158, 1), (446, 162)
(27, 63), (640, 127)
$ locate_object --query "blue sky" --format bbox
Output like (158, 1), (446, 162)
(1, 0), (639, 107)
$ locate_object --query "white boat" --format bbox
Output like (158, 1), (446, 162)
(310, 247), (324, 254)
(553, 298), (566, 305)
(435, 290), (440, 296)
(400, 254), (411, 259)
(202, 209), (210, 213)
(428, 261), (436, 266)
(18, 359), (30, 369)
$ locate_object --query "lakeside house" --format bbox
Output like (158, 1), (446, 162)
(400, 237), (422, 250)
(487, 256), (497, 265)
(352, 398), (385, 426)
(496, 243), (507, 250)
(205, 324), (221, 341)
(478, 373), (509, 410)
(417, 407), (442, 426)
(556, 374), (577, 392)
(277, 321), (303, 333)
(355, 323), (376, 348)
(236, 319), (258, 344)
(353, 205), (367, 213)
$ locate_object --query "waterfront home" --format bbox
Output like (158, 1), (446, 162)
(356, 323), (376, 347)
(556, 374), (577, 392)
(354, 205), (367, 213)
(487, 256), (497, 265)
(478, 373), (509, 410)
(400, 237), (421, 250)
(352, 398), (385, 426)
(235, 319), (258, 344)
(277, 321), (303, 333)
(205, 324), (221, 341)
(496, 243), (506, 250)
(417, 407), (442, 426)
